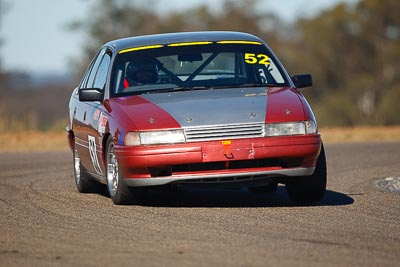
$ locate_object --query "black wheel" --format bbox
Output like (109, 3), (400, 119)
(249, 182), (278, 194)
(106, 137), (145, 205)
(73, 146), (96, 193)
(285, 143), (327, 203)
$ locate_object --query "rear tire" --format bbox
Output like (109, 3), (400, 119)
(285, 143), (327, 204)
(106, 137), (145, 205)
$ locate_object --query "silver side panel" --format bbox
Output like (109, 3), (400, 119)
(123, 167), (315, 187)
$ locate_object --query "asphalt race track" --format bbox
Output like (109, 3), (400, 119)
(1, 142), (399, 266)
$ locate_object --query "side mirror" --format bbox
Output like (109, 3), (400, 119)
(292, 74), (313, 88)
(79, 88), (103, 102)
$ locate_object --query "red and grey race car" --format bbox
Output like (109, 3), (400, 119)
(66, 31), (326, 205)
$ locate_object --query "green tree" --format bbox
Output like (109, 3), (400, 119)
(291, 0), (400, 125)
(69, 0), (161, 75)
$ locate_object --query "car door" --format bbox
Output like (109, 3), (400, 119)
(74, 48), (112, 177)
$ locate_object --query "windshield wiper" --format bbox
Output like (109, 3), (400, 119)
(140, 84), (282, 95)
(242, 83), (279, 87)
(208, 83), (278, 89)
(144, 86), (210, 94)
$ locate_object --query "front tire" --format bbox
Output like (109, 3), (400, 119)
(73, 147), (96, 193)
(106, 137), (145, 205)
(285, 143), (327, 204)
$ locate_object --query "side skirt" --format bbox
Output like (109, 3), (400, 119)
(86, 170), (107, 185)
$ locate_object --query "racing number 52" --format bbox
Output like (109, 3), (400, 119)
(244, 53), (270, 65)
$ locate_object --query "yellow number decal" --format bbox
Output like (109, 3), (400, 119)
(244, 53), (270, 65)
(244, 53), (257, 64)
(257, 54), (270, 65)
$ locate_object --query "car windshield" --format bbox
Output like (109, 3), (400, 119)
(111, 41), (289, 96)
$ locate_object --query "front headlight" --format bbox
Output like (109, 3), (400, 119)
(264, 121), (317, 137)
(265, 122), (305, 136)
(125, 130), (186, 146)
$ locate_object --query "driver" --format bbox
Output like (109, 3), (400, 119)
(124, 60), (158, 88)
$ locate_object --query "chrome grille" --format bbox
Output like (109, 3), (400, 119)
(184, 122), (265, 142)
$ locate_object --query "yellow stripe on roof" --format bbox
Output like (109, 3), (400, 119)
(119, 45), (164, 54)
(118, 40), (262, 54)
(217, 40), (262, 45)
(168, 41), (213, 47)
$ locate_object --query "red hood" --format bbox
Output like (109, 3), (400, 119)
(108, 96), (181, 131)
(266, 87), (306, 123)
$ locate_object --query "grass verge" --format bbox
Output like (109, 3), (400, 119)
(319, 126), (400, 144)
(0, 131), (69, 152)
(0, 126), (399, 152)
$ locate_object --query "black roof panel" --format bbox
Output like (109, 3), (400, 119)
(103, 31), (265, 53)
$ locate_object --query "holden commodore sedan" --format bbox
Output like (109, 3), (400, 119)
(66, 31), (326, 205)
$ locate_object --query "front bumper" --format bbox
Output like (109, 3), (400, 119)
(115, 134), (322, 187)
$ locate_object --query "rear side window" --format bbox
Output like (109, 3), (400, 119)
(86, 50), (106, 88)
(93, 53), (111, 89)
(80, 48), (106, 89)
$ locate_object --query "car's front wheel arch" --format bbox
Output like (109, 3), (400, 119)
(102, 133), (112, 168)
(105, 136), (145, 205)
(285, 142), (327, 204)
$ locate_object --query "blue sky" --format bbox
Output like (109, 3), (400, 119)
(1, 0), (358, 75)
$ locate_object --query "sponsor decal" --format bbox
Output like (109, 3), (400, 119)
(222, 140), (232, 153)
(93, 109), (101, 120)
(221, 140), (232, 146)
(244, 53), (270, 65)
(88, 135), (102, 175)
(98, 113), (108, 133)
(222, 140), (234, 159)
